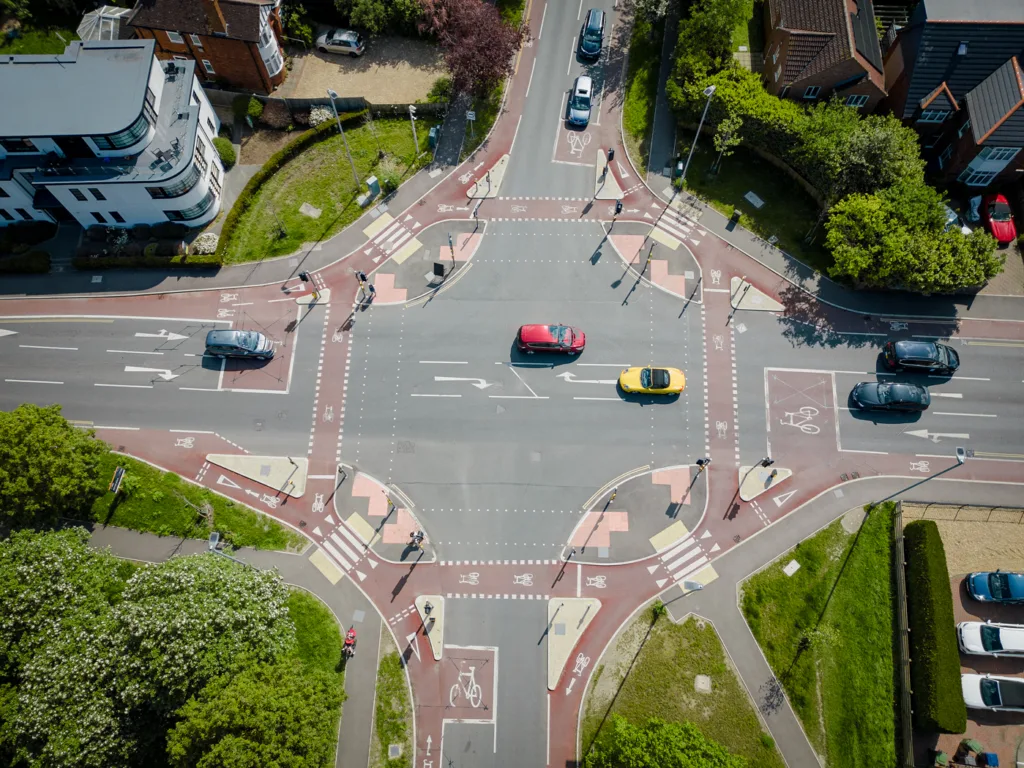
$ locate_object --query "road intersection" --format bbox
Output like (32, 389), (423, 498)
(3, 0), (1024, 766)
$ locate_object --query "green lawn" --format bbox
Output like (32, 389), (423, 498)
(222, 117), (436, 265)
(371, 639), (412, 768)
(732, 1), (765, 52)
(621, 13), (665, 170)
(92, 452), (306, 551)
(581, 606), (784, 768)
(741, 503), (897, 767)
(0, 26), (77, 55)
(677, 129), (832, 273)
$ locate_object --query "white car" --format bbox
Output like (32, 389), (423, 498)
(958, 621), (1024, 657)
(961, 674), (1024, 712)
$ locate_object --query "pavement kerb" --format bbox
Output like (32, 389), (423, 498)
(404, 261), (476, 308)
(206, 454), (308, 498)
(547, 597), (601, 690)
(738, 466), (793, 502)
(605, 228), (703, 305)
(562, 463), (651, 558)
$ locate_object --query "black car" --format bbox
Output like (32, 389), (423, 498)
(883, 339), (960, 375)
(578, 8), (605, 60)
(850, 381), (930, 412)
(205, 329), (275, 360)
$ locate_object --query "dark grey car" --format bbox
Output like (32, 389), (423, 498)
(883, 339), (960, 375)
(851, 381), (930, 412)
(578, 9), (605, 60)
(205, 329), (275, 360)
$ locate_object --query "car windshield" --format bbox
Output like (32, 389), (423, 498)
(981, 625), (1004, 652)
(990, 573), (1011, 599)
(584, 29), (601, 43)
(980, 678), (1002, 707)
(551, 325), (571, 345)
(651, 369), (671, 389)
(640, 368), (651, 388)
(570, 92), (591, 110)
(990, 202), (1012, 221)
(238, 332), (259, 351)
(875, 383), (893, 403)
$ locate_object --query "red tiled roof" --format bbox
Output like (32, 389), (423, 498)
(126, 0), (271, 43)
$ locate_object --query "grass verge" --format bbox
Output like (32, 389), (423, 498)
(221, 117), (436, 265)
(461, 83), (504, 162)
(741, 503), (897, 766)
(621, 13), (665, 171)
(677, 130), (831, 273)
(370, 631), (412, 768)
(496, 0), (526, 26)
(0, 26), (77, 55)
(581, 605), (783, 768)
(731, 0), (765, 52)
(92, 452), (306, 551)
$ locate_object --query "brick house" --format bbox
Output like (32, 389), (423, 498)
(762, 0), (887, 110)
(882, 0), (1024, 190)
(127, 0), (286, 94)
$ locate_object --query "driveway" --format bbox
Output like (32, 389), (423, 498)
(279, 35), (446, 103)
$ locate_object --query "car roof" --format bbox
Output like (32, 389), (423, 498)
(997, 626), (1024, 651)
(586, 8), (604, 28)
(519, 324), (561, 342)
(999, 676), (1024, 707)
(206, 329), (245, 343)
(331, 29), (360, 41)
(1009, 572), (1024, 596)
(575, 75), (593, 92)
(892, 340), (940, 359)
(890, 383), (925, 401)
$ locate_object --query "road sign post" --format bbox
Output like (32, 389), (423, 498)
(467, 110), (476, 139)
(408, 105), (418, 151)
(448, 231), (455, 268)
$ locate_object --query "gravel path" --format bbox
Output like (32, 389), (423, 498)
(902, 502), (1024, 575)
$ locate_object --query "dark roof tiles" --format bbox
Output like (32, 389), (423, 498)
(127, 0), (270, 43)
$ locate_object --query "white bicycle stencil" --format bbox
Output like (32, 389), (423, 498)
(716, 421), (729, 439)
(175, 437), (195, 448)
(889, 321), (909, 331)
(513, 573), (533, 586)
(710, 269), (722, 285)
(586, 575), (607, 589)
(450, 666), (483, 708)
(910, 461), (930, 473)
(459, 572), (480, 585)
(567, 131), (591, 158)
(780, 406), (820, 435)
(573, 653), (591, 676)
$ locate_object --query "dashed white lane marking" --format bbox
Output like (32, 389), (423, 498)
(445, 593), (551, 600)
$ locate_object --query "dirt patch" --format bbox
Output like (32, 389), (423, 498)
(282, 36), (446, 103)
(902, 502), (1024, 575)
(239, 129), (296, 165)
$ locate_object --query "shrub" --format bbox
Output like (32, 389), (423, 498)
(426, 76), (452, 104)
(282, 3), (314, 46)
(72, 253), (220, 270)
(152, 222), (189, 240)
(294, 111), (311, 127)
(131, 223), (152, 241)
(903, 520), (966, 734)
(85, 226), (108, 243)
(233, 95), (264, 121)
(260, 99), (292, 129)
(0, 220), (57, 250)
(190, 232), (219, 255)
(0, 250), (50, 273)
(144, 242), (159, 257)
(307, 106), (333, 127)
(213, 137), (236, 169)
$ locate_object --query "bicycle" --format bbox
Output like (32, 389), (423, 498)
(450, 665), (483, 708)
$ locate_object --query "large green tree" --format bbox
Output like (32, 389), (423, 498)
(586, 716), (746, 768)
(333, 0), (421, 34)
(0, 404), (109, 528)
(166, 660), (344, 768)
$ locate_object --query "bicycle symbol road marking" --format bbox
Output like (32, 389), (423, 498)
(175, 437), (195, 448)
(779, 406), (820, 434)
(450, 666), (483, 708)
(220, 293), (238, 303)
(716, 420), (729, 439)
(910, 461), (930, 473)
(586, 575), (607, 589)
(459, 572), (480, 585)
(260, 494), (279, 509)
(437, 204), (454, 213)
(459, 172), (473, 185)
(889, 321), (909, 331)
(561, 205), (579, 214)
(566, 131), (591, 158)
(511, 205), (527, 213)
(312, 493), (325, 514)
(513, 573), (533, 586)
(713, 334), (725, 351)
(323, 405), (334, 423)
(710, 269), (722, 285)
(217, 309), (235, 318)
(573, 653), (591, 676)
(332, 329), (344, 342)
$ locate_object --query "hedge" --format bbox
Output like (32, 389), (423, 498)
(0, 220), (58, 251)
(72, 253), (220, 270)
(213, 137), (236, 169)
(215, 110), (366, 260)
(0, 250), (50, 273)
(903, 520), (966, 734)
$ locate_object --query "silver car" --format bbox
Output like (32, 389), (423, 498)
(566, 75), (593, 128)
(316, 29), (365, 57)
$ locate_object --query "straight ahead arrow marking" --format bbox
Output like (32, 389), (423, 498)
(124, 365), (179, 381)
(0, 329), (18, 338)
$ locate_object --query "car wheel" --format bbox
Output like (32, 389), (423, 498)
(318, 46), (328, 53)
(349, 52), (359, 58)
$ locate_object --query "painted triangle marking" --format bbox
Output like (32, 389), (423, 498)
(773, 490), (797, 507)
(411, 221), (421, 229)
(368, 559), (378, 569)
(643, 212), (653, 219)
(710, 543), (720, 553)
(216, 474), (241, 489)
(355, 570), (367, 581)
(325, 515), (335, 525)
(690, 239), (701, 246)
(700, 530), (712, 539)
(647, 563), (659, 574)
(655, 578), (668, 588)
(312, 526), (322, 536)
(372, 255), (383, 263)
(0, 329), (17, 338)
(404, 214), (413, 222)
(405, 632), (421, 662)
(650, 202), (660, 209)
(364, 247), (374, 256)
(698, 229), (706, 236)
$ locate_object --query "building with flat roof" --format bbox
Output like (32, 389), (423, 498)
(0, 38), (224, 229)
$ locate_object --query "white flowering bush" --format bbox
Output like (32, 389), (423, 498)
(190, 232), (219, 255)
(308, 106), (333, 127)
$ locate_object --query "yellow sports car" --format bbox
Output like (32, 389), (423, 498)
(618, 366), (685, 394)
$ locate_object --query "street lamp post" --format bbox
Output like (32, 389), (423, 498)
(680, 84), (716, 187)
(326, 88), (360, 188)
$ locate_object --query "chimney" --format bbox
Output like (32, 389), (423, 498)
(199, 0), (227, 35)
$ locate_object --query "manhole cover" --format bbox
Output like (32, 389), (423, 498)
(388, 744), (402, 759)
(695, 674), (712, 693)
(553, 623), (566, 636)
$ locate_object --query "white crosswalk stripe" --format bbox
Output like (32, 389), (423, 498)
(317, 520), (370, 576)
(654, 208), (698, 242)
(369, 218), (419, 253)
(659, 536), (708, 582)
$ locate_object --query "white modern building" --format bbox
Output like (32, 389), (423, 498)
(0, 38), (224, 229)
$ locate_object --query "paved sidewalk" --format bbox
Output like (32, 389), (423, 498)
(645, 5), (680, 184)
(433, 92), (469, 168)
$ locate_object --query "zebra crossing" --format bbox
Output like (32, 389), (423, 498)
(653, 534), (708, 588)
(361, 212), (423, 265)
(312, 517), (377, 582)
(653, 206), (703, 247)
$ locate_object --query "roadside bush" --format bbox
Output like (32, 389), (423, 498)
(131, 223), (152, 241)
(213, 137), (236, 169)
(307, 106), (333, 127)
(426, 76), (452, 104)
(152, 222), (189, 240)
(282, 3), (314, 46)
(190, 232), (219, 255)
(0, 220), (57, 251)
(216, 111), (366, 259)
(72, 253), (220, 270)
(903, 520), (966, 734)
(233, 95), (264, 122)
(260, 99), (292, 130)
(0, 251), (50, 273)
(85, 226), (108, 242)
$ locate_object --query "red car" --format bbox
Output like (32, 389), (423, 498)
(516, 324), (585, 354)
(981, 194), (1017, 244)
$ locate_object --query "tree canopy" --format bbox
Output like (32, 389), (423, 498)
(0, 404), (109, 528)
(586, 716), (747, 768)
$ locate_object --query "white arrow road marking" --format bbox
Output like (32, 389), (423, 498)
(217, 474), (241, 489)
(426, 735), (433, 756)
(700, 530), (711, 539)
(434, 376), (494, 390)
(655, 578), (668, 588)
(904, 429), (970, 442)
(405, 632), (421, 663)
(245, 489), (260, 498)
(556, 372), (616, 384)
(566, 678), (576, 695)
(134, 330), (188, 341)
(124, 365), (179, 381)
(930, 392), (963, 398)
(355, 570), (367, 582)
(0, 329), (17, 338)
(646, 563), (659, 574)
(709, 543), (720, 553)
(773, 490), (797, 507)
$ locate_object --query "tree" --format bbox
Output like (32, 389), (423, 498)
(419, 0), (528, 96)
(334, 0), (422, 35)
(166, 660), (344, 768)
(669, 0), (748, 90)
(711, 114), (743, 173)
(0, 404), (109, 527)
(585, 716), (746, 768)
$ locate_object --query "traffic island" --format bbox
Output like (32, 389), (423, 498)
(594, 149), (624, 200)
(738, 466), (793, 502)
(296, 288), (331, 305)
(547, 597), (601, 691)
(205, 454), (307, 497)
(467, 154), (508, 198)
(415, 595), (444, 660)
(729, 276), (784, 312)
(607, 228), (701, 303)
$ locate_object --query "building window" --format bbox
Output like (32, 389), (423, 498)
(958, 120), (972, 138)
(90, 212), (106, 224)
(146, 164), (203, 199)
(957, 41), (968, 56)
(774, 65), (781, 82)
(982, 146), (1019, 162)
(845, 94), (869, 108)
(0, 210), (13, 221)
(265, 49), (284, 77)
(937, 145), (953, 169)
(206, 117), (215, 134)
(958, 169), (998, 187)
(918, 109), (950, 124)
(110, 211), (125, 223)
(166, 31), (184, 44)
(174, 55), (189, 61)
(90, 112), (152, 150)
(88, 188), (106, 201)
(803, 86), (820, 99)
(190, 34), (203, 48)
(0, 138), (36, 153)
(194, 140), (209, 174)
(70, 188), (88, 202)
(192, 90), (200, 105)
(202, 59), (215, 74)
(164, 189), (217, 221)
(15, 208), (31, 221)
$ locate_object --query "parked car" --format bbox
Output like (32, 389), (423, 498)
(578, 8), (605, 60)
(958, 621), (1024, 657)
(516, 324), (585, 354)
(618, 367), (685, 395)
(205, 329), (275, 360)
(966, 570), (1024, 604)
(316, 29), (365, 57)
(980, 193), (1017, 244)
(962, 674), (1024, 712)
(882, 339), (960, 375)
(943, 204), (972, 235)
(850, 382), (930, 412)
(566, 75), (593, 128)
